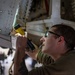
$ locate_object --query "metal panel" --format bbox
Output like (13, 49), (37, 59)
(0, 0), (21, 35)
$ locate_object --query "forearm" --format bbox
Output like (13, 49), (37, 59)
(14, 47), (26, 75)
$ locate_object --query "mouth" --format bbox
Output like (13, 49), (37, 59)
(39, 44), (44, 49)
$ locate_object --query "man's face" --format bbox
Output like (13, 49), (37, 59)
(40, 28), (61, 56)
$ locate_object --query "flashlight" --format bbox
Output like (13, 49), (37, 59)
(14, 24), (35, 50)
(14, 24), (25, 35)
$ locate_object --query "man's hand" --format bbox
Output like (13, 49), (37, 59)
(16, 36), (27, 50)
(16, 36), (39, 60)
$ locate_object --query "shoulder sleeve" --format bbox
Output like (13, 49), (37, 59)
(36, 49), (54, 65)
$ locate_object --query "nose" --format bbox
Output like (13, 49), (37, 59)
(40, 36), (45, 42)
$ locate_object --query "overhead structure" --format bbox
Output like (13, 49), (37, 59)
(0, 0), (75, 48)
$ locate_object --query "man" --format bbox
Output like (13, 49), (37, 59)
(15, 24), (75, 75)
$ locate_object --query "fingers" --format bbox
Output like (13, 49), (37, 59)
(16, 36), (27, 49)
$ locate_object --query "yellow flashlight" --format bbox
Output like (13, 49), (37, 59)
(14, 24), (25, 35)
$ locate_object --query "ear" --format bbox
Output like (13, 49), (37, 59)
(58, 36), (65, 43)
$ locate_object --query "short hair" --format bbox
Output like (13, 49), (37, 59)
(51, 24), (75, 50)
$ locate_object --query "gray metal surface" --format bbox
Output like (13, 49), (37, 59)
(0, 0), (21, 35)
